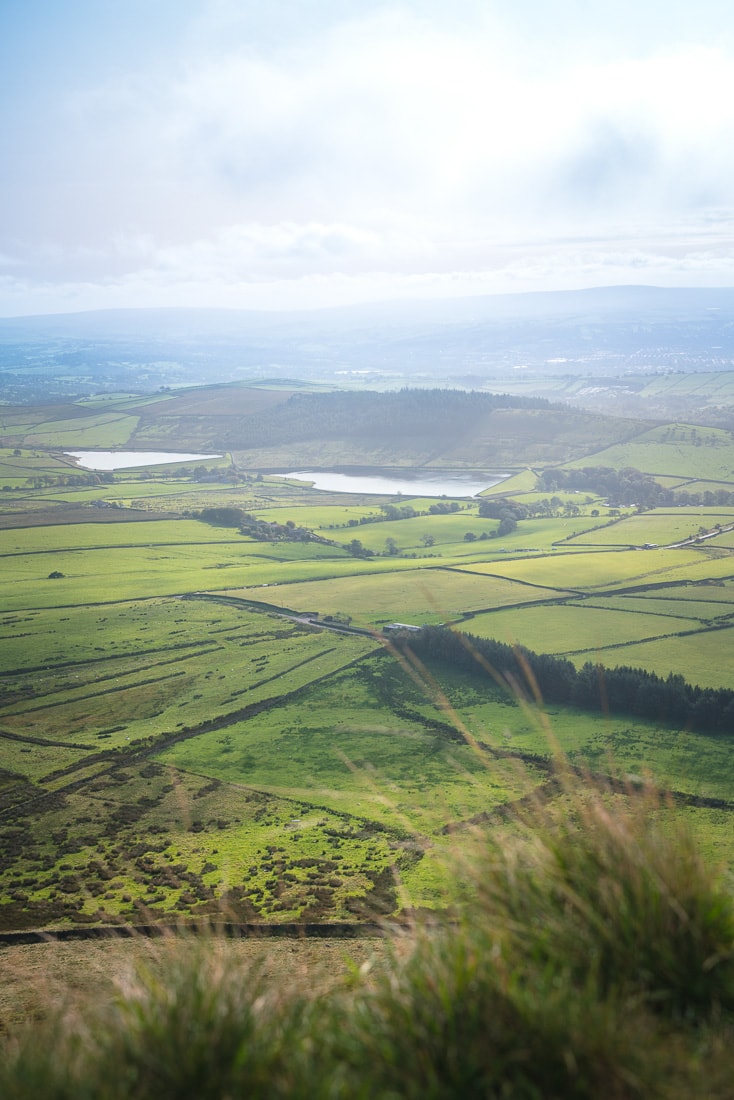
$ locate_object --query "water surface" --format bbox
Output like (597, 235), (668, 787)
(278, 469), (507, 497)
(66, 451), (222, 471)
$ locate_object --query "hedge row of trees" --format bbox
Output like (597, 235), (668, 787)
(196, 507), (315, 543)
(27, 471), (114, 489)
(396, 626), (734, 735)
(538, 465), (734, 509)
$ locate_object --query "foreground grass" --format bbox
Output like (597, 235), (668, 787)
(2, 782), (733, 1099)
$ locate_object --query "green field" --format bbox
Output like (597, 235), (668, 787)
(567, 509), (734, 547)
(237, 568), (566, 628)
(566, 423), (734, 481)
(457, 547), (729, 591)
(580, 592), (734, 622)
(464, 603), (694, 654)
(157, 658), (538, 837)
(1, 384), (734, 932)
(24, 413), (141, 448)
(571, 625), (734, 690)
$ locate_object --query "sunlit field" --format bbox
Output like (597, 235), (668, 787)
(1, 389), (734, 941)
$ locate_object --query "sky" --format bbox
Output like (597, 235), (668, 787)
(2, 0), (734, 315)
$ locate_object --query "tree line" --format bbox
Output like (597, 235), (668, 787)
(196, 507), (316, 543)
(220, 388), (550, 449)
(394, 625), (734, 735)
(538, 465), (734, 509)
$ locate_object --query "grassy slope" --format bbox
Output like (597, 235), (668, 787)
(567, 423), (734, 481)
(1, 385), (734, 933)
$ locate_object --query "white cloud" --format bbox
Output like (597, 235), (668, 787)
(3, 3), (734, 312)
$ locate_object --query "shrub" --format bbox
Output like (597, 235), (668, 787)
(1, 786), (733, 1098)
(466, 783), (734, 1020)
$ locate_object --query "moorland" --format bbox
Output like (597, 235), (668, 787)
(1, 382), (734, 932)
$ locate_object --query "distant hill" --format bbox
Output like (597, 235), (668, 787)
(0, 384), (651, 469)
(2, 286), (734, 402)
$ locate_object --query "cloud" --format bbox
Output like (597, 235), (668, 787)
(55, 18), (734, 234)
(3, 3), (734, 312)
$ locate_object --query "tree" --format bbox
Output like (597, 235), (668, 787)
(464, 532), (477, 542)
(497, 515), (517, 537)
(385, 537), (399, 556)
(48, 571), (65, 579)
(420, 534), (435, 547)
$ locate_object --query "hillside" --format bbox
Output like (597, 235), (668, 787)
(1, 385), (653, 468)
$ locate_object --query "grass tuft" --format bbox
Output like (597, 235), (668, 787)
(466, 782), (734, 1020)
(1, 783), (733, 1098)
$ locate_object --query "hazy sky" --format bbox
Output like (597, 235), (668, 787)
(2, 0), (734, 315)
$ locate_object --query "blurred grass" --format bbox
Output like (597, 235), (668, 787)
(2, 779), (733, 1098)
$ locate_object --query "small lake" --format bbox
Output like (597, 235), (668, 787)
(66, 451), (223, 471)
(277, 469), (509, 497)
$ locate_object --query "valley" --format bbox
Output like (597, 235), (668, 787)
(1, 383), (734, 932)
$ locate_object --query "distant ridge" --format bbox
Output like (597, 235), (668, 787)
(2, 286), (734, 401)
(3, 285), (734, 336)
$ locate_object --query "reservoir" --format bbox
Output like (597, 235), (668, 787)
(277, 469), (509, 497)
(66, 451), (222, 471)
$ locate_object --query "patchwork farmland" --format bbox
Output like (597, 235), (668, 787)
(1, 384), (734, 931)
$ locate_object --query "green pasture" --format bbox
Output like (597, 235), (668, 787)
(453, 695), (734, 804)
(0, 598), (256, 673)
(316, 512), (610, 555)
(255, 503), (384, 528)
(566, 423), (734, 481)
(479, 468), (538, 495)
(508, 490), (619, 510)
(23, 413), (140, 448)
(0, 626), (374, 749)
(458, 547), (720, 591)
(238, 541), (350, 563)
(43, 481), (303, 511)
(499, 515), (613, 549)
(74, 393), (139, 406)
(0, 548), (424, 612)
(0, 449), (80, 476)
(0, 596), (374, 755)
(0, 519), (446, 610)
(0, 517), (249, 554)
(580, 593), (734, 622)
(567, 510), (734, 548)
(111, 453), (231, 475)
(0, 738), (89, 783)
(624, 551), (734, 588)
(33, 481), (239, 505)
(570, 625), (734, 690)
(316, 513), (497, 553)
(705, 530), (734, 549)
(247, 568), (565, 628)
(632, 581), (734, 604)
(156, 657), (541, 838)
(651, 475), (692, 488)
(462, 602), (693, 655)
